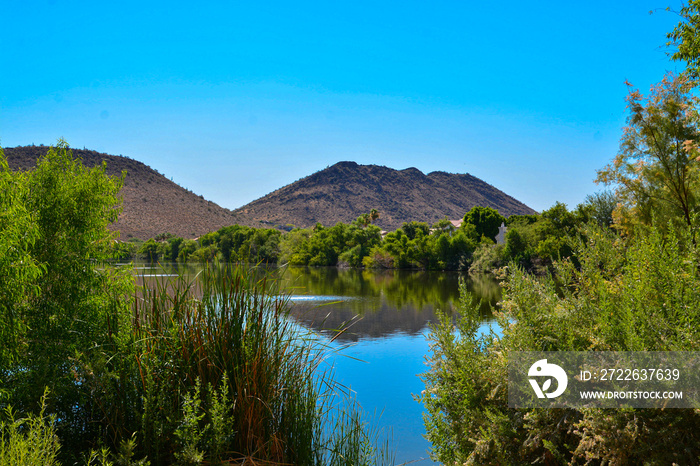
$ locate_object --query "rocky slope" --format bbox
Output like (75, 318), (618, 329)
(4, 145), (240, 240)
(233, 161), (537, 230)
(5, 146), (536, 237)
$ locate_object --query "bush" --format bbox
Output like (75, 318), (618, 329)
(0, 141), (133, 458)
(420, 224), (700, 464)
(362, 246), (395, 269)
(468, 243), (503, 275)
(0, 390), (60, 466)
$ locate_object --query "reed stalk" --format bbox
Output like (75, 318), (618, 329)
(126, 262), (392, 465)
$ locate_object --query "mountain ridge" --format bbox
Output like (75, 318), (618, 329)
(4, 146), (537, 237)
(3, 145), (240, 240)
(232, 161), (537, 230)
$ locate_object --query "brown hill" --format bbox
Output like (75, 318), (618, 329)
(4, 146), (536, 238)
(233, 161), (537, 230)
(4, 145), (240, 240)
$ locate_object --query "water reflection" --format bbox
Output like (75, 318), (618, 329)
(127, 263), (501, 342)
(277, 267), (500, 342)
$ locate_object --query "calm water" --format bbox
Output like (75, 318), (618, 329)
(132, 263), (501, 465)
(279, 267), (500, 465)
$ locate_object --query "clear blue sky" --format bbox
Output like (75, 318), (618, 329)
(0, 0), (686, 213)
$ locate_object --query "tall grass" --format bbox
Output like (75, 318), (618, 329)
(1, 262), (392, 464)
(124, 262), (392, 465)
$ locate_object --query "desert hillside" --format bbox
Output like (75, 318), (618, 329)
(233, 161), (537, 230)
(4, 145), (240, 240)
(5, 147), (536, 238)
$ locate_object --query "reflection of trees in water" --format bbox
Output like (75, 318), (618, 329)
(132, 263), (501, 341)
(278, 267), (501, 341)
(463, 274), (501, 318)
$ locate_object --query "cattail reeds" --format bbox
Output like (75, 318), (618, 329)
(124, 262), (392, 465)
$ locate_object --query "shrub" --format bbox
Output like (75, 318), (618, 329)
(0, 391), (60, 466)
(362, 246), (395, 269)
(468, 243), (503, 275)
(420, 224), (700, 464)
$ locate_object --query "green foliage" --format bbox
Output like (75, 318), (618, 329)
(187, 244), (218, 262)
(165, 236), (184, 262)
(362, 246), (395, 268)
(540, 201), (583, 235)
(127, 207), (599, 273)
(364, 220), (478, 271)
(173, 380), (205, 466)
(431, 216), (455, 234)
(502, 226), (528, 261)
(0, 390), (60, 466)
(279, 228), (313, 265)
(139, 238), (160, 262)
(420, 224), (700, 464)
(668, 1), (700, 81)
(1, 141), (134, 459)
(277, 216), (381, 267)
(597, 73), (700, 234)
(400, 221), (430, 240)
(0, 148), (41, 366)
(380, 230), (415, 269)
(468, 242), (503, 275)
(497, 202), (591, 271)
(172, 225), (283, 264)
(463, 206), (505, 241)
(583, 190), (617, 228)
(127, 204), (597, 274)
(111, 241), (139, 261)
(178, 240), (198, 262)
(505, 213), (538, 226)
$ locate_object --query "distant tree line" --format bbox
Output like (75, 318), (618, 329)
(114, 196), (615, 275)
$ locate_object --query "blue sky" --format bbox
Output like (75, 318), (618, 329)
(0, 0), (686, 213)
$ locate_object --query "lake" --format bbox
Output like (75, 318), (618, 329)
(133, 263), (501, 464)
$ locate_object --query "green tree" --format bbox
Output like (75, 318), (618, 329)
(0, 148), (41, 366)
(178, 239), (198, 261)
(381, 230), (415, 268)
(431, 216), (455, 234)
(111, 240), (138, 260)
(583, 190), (617, 228)
(503, 226), (528, 261)
(668, 1), (700, 81)
(139, 238), (160, 262)
(279, 228), (313, 265)
(462, 206), (505, 241)
(167, 236), (185, 262)
(596, 73), (700, 233)
(3, 140), (133, 457)
(400, 221), (430, 240)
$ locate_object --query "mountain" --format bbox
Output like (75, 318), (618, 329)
(4, 146), (536, 238)
(4, 145), (240, 240)
(232, 161), (537, 230)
